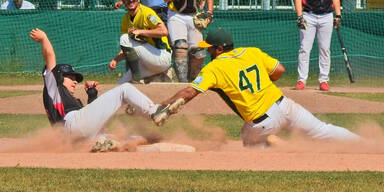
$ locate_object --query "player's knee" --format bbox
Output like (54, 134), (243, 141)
(120, 46), (139, 63)
(173, 39), (188, 63)
(120, 34), (134, 47)
(189, 47), (206, 60)
(173, 39), (188, 50)
(187, 47), (206, 80)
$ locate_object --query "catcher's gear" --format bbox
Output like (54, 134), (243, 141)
(193, 11), (213, 30)
(188, 47), (206, 81)
(173, 39), (189, 82)
(333, 15), (342, 29)
(297, 15), (307, 30)
(129, 33), (147, 43)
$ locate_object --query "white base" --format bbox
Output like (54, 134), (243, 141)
(137, 142), (196, 152)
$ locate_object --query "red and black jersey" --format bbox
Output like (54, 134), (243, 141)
(302, 0), (334, 14)
(42, 66), (83, 125)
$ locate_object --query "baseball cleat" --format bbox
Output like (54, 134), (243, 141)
(91, 139), (120, 153)
(151, 98), (185, 126)
(319, 82), (330, 91)
(295, 81), (305, 90)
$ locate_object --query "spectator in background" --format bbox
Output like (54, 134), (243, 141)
(1, 0), (35, 9)
(114, 0), (168, 23)
(109, 0), (172, 84)
(294, 0), (342, 91)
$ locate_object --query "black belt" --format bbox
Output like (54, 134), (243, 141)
(252, 96), (284, 124)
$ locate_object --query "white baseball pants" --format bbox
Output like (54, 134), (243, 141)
(118, 34), (171, 84)
(63, 83), (159, 139)
(297, 12), (333, 84)
(167, 10), (203, 48)
(241, 96), (361, 147)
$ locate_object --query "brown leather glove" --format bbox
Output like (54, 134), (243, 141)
(193, 11), (213, 30)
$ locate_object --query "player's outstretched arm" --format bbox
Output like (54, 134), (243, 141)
(29, 28), (56, 72)
(162, 87), (200, 106)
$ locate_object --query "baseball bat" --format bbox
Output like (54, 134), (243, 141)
(336, 28), (355, 83)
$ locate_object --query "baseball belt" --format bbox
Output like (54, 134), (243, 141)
(252, 95), (284, 124)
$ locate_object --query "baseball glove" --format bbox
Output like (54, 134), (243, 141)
(129, 33), (147, 43)
(193, 11), (213, 30)
(297, 15), (307, 30)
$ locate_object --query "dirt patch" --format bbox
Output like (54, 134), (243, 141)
(0, 84), (384, 171)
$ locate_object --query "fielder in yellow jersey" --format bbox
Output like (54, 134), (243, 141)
(109, 0), (171, 84)
(190, 47), (283, 122)
(120, 4), (170, 50)
(158, 27), (361, 148)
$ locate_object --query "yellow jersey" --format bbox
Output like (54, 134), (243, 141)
(121, 4), (170, 50)
(190, 47), (283, 122)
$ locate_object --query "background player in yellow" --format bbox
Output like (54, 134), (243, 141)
(156, 27), (361, 148)
(109, 0), (172, 84)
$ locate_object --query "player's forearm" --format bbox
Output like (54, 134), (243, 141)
(206, 0), (214, 13)
(162, 87), (199, 105)
(294, 0), (303, 16)
(113, 50), (125, 62)
(139, 24), (168, 38)
(332, 0), (341, 15)
(40, 38), (56, 72)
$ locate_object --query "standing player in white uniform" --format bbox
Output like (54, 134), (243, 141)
(30, 28), (178, 151)
(167, 0), (214, 82)
(109, 0), (172, 84)
(157, 28), (361, 148)
(294, 0), (342, 91)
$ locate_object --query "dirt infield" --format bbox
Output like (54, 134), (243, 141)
(1, 84), (384, 171)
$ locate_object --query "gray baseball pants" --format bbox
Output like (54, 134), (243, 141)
(241, 97), (361, 147)
(63, 83), (159, 139)
(297, 12), (333, 84)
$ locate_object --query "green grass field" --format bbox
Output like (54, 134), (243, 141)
(1, 168), (383, 192)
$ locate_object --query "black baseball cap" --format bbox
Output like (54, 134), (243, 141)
(198, 27), (233, 48)
(56, 64), (83, 83)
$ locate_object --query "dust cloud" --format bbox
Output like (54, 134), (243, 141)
(0, 118), (383, 154)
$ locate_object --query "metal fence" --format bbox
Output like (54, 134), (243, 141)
(0, 0), (369, 10)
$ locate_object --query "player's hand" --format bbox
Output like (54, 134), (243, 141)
(109, 59), (117, 70)
(127, 27), (137, 35)
(84, 81), (99, 91)
(114, 1), (123, 9)
(297, 15), (307, 30)
(29, 28), (48, 43)
(333, 15), (342, 29)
